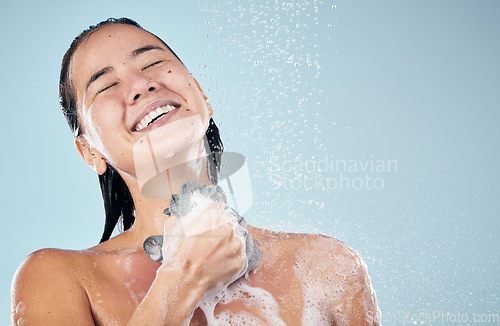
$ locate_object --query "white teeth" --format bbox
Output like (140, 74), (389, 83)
(135, 105), (177, 131)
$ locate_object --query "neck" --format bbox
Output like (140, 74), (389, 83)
(121, 138), (213, 247)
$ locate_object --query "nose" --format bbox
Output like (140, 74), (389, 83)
(126, 71), (160, 105)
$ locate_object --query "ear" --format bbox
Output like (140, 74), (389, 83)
(193, 78), (213, 118)
(75, 137), (108, 175)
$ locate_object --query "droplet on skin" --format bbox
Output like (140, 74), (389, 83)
(293, 238), (354, 324)
(15, 301), (25, 315)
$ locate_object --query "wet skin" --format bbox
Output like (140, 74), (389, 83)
(12, 227), (379, 325)
(11, 24), (380, 325)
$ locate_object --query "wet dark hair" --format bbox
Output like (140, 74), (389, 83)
(59, 18), (223, 243)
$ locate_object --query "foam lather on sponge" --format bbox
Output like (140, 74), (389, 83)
(143, 180), (262, 275)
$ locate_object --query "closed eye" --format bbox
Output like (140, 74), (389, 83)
(142, 60), (164, 70)
(98, 82), (118, 94)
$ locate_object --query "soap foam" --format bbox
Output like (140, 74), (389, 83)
(293, 237), (379, 325)
(196, 280), (286, 325)
(12, 301), (25, 325)
(162, 188), (284, 324)
(293, 238), (351, 324)
(159, 192), (241, 272)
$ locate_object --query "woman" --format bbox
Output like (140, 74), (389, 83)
(11, 18), (380, 325)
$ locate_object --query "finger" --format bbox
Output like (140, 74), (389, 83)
(163, 214), (182, 236)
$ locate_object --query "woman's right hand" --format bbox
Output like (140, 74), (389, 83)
(125, 202), (246, 325)
(159, 201), (246, 292)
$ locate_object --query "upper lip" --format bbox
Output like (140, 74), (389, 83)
(131, 99), (181, 131)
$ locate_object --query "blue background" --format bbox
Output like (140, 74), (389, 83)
(1, 0), (499, 324)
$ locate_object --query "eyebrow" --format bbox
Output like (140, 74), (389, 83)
(85, 66), (113, 92)
(131, 45), (165, 57)
(85, 45), (165, 92)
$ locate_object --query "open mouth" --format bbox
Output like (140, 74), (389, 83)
(134, 104), (179, 132)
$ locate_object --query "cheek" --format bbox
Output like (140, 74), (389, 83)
(83, 104), (124, 154)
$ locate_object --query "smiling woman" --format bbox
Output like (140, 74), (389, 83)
(11, 18), (380, 325)
(60, 18), (224, 243)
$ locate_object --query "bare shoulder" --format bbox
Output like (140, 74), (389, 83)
(11, 248), (95, 325)
(294, 233), (380, 325)
(250, 227), (380, 325)
(295, 233), (365, 274)
(12, 248), (85, 294)
(251, 226), (363, 271)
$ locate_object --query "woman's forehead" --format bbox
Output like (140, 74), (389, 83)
(70, 24), (170, 94)
(74, 25), (165, 66)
